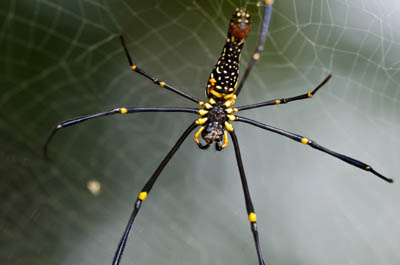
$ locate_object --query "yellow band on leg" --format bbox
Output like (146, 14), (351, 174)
(221, 130), (229, 149)
(249, 212), (257, 222)
(138, 191), (147, 201)
(194, 126), (205, 144)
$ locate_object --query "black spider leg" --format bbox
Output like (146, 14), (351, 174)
(237, 75), (332, 111)
(235, 116), (394, 183)
(120, 36), (201, 104)
(236, 0), (273, 96)
(229, 130), (266, 265)
(198, 142), (211, 149)
(112, 122), (198, 265)
(44, 107), (198, 159)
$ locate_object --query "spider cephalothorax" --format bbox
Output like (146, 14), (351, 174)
(202, 104), (226, 143)
(194, 103), (230, 150)
(194, 95), (238, 150)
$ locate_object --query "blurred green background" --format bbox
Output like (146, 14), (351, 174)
(1, 0), (400, 264)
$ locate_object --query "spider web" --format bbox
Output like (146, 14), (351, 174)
(1, 0), (400, 264)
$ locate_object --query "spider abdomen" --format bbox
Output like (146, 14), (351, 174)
(206, 8), (251, 102)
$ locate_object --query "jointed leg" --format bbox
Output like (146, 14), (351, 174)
(44, 107), (199, 159)
(237, 75), (332, 111)
(235, 116), (393, 183)
(236, 0), (274, 96)
(229, 130), (266, 265)
(112, 122), (198, 265)
(120, 36), (201, 104)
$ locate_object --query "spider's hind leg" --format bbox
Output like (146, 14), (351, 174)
(112, 122), (198, 265)
(229, 129), (266, 265)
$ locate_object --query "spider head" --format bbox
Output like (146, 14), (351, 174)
(202, 122), (225, 144)
(229, 8), (251, 40)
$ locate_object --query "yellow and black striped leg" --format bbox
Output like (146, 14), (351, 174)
(237, 75), (332, 111)
(235, 116), (394, 183)
(112, 122), (198, 265)
(236, 0), (274, 96)
(229, 130), (266, 265)
(120, 36), (201, 104)
(194, 118), (210, 149)
(215, 130), (229, 151)
(44, 107), (198, 159)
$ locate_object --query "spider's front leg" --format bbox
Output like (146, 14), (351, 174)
(236, 0), (274, 96)
(120, 36), (201, 104)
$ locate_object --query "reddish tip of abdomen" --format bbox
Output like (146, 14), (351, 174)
(231, 23), (250, 39)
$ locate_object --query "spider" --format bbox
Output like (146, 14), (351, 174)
(44, 1), (393, 264)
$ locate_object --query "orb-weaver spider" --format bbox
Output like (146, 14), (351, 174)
(44, 1), (393, 264)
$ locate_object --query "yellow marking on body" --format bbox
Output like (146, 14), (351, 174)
(198, 109), (208, 116)
(365, 166), (371, 170)
(301, 138), (309, 144)
(130, 65), (137, 71)
(249, 212), (257, 222)
(204, 103), (213, 109)
(209, 77), (216, 86)
(307, 92), (313, 98)
(225, 121), (233, 132)
(231, 36), (235, 42)
(238, 18), (242, 23)
(209, 98), (216, 105)
(221, 130), (229, 149)
(253, 53), (260, 60)
(233, 108), (238, 113)
(224, 94), (237, 100)
(229, 87), (234, 92)
(210, 88), (223, 98)
(199, 101), (205, 107)
(227, 114), (236, 121)
(196, 117), (208, 125)
(138, 192), (147, 201)
(275, 99), (281, 104)
(194, 126), (205, 143)
(159, 82), (166, 87)
(237, 12), (241, 17)
(120, 108), (128, 114)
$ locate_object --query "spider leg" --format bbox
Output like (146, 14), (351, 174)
(235, 0), (274, 96)
(237, 75), (332, 111)
(112, 122), (198, 265)
(229, 130), (266, 265)
(120, 36), (201, 104)
(235, 116), (394, 183)
(44, 107), (198, 159)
